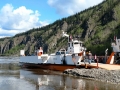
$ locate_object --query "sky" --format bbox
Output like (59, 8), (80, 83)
(0, 0), (104, 38)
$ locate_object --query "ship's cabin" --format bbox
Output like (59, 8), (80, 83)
(67, 39), (85, 54)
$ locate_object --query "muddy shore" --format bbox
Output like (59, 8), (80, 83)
(63, 68), (120, 84)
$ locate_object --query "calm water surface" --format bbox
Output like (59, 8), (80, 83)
(0, 56), (120, 90)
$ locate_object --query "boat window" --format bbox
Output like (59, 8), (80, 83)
(61, 50), (65, 52)
(72, 43), (73, 46)
(56, 52), (61, 55)
(74, 42), (78, 44)
(68, 43), (70, 47)
(61, 52), (65, 54)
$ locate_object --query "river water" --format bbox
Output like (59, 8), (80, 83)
(0, 56), (120, 90)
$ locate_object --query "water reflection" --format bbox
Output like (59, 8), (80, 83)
(0, 57), (120, 90)
(0, 75), (36, 90)
(20, 69), (120, 90)
(20, 69), (86, 90)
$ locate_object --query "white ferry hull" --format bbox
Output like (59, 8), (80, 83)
(20, 55), (82, 71)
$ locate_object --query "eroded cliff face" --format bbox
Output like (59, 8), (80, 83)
(0, 20), (112, 56)
(0, 35), (37, 55)
(0, 19), (113, 56)
(1, 0), (120, 55)
(0, 21), (70, 55)
(0, 36), (23, 54)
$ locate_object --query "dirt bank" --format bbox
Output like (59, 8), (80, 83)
(63, 68), (120, 84)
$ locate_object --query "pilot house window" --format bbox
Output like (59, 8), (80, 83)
(72, 43), (73, 46)
(68, 43), (70, 47)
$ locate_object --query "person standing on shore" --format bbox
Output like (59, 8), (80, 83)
(94, 54), (97, 63)
(83, 50), (86, 64)
(88, 51), (92, 64)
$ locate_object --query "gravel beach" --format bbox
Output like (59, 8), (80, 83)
(63, 68), (120, 84)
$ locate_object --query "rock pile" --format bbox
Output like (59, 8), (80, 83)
(63, 68), (120, 84)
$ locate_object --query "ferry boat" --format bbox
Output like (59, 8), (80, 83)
(19, 31), (86, 71)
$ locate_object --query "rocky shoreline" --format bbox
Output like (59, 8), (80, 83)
(63, 68), (120, 84)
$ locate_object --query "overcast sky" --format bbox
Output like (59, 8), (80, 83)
(0, 0), (104, 38)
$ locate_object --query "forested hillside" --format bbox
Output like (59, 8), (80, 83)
(0, 0), (120, 56)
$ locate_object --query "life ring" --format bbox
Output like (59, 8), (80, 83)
(37, 52), (43, 56)
(37, 47), (43, 56)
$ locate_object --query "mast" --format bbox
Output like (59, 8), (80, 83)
(62, 31), (73, 42)
(62, 31), (69, 42)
